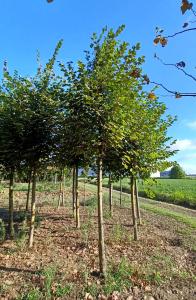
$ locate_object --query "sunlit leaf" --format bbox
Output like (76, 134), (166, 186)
(148, 92), (157, 100)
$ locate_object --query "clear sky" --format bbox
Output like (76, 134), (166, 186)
(0, 0), (196, 173)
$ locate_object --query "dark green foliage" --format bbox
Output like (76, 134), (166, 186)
(170, 164), (186, 179)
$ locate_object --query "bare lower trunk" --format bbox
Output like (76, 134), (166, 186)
(26, 170), (32, 212)
(29, 166), (37, 248)
(97, 156), (106, 276)
(54, 173), (57, 184)
(75, 164), (80, 228)
(62, 171), (65, 206)
(120, 178), (122, 207)
(135, 179), (141, 225)
(131, 176), (138, 241)
(72, 167), (76, 217)
(109, 174), (113, 216)
(84, 178), (86, 203)
(8, 169), (14, 238)
(58, 175), (62, 209)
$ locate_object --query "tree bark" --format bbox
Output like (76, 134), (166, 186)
(84, 177), (86, 203)
(29, 166), (37, 248)
(135, 179), (141, 225)
(54, 173), (57, 184)
(58, 170), (62, 209)
(26, 169), (32, 212)
(120, 177), (122, 207)
(72, 166), (76, 217)
(109, 173), (113, 216)
(131, 176), (138, 241)
(97, 156), (106, 276)
(62, 170), (65, 206)
(75, 164), (80, 228)
(8, 168), (14, 238)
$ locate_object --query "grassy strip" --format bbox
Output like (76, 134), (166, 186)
(140, 203), (196, 229)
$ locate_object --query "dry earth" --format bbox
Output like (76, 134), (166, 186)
(0, 185), (195, 300)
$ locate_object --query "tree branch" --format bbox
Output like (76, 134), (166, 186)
(165, 27), (196, 38)
(154, 55), (196, 82)
(150, 81), (196, 97)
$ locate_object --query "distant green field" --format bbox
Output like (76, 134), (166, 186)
(102, 178), (196, 209)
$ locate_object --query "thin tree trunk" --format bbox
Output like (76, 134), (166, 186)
(109, 173), (113, 216)
(58, 170), (62, 209)
(8, 168), (14, 238)
(131, 176), (138, 241)
(26, 170), (32, 212)
(54, 173), (57, 184)
(97, 156), (106, 276)
(29, 166), (37, 248)
(84, 178), (86, 203)
(75, 164), (80, 228)
(72, 166), (76, 217)
(135, 179), (141, 225)
(120, 177), (122, 207)
(62, 170), (65, 206)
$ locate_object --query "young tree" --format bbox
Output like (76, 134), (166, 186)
(0, 40), (64, 246)
(76, 25), (157, 275)
(170, 163), (186, 178)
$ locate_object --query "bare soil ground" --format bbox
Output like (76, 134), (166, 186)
(0, 185), (195, 300)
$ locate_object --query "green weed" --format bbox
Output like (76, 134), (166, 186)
(0, 219), (6, 242)
(41, 266), (57, 299)
(103, 258), (133, 294)
(19, 288), (43, 300)
(55, 283), (73, 297)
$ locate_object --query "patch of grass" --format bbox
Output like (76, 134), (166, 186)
(84, 282), (99, 298)
(15, 221), (28, 250)
(81, 215), (93, 246)
(104, 178), (196, 209)
(109, 224), (131, 244)
(55, 283), (73, 297)
(14, 211), (27, 223)
(18, 288), (43, 300)
(103, 258), (133, 294)
(41, 266), (57, 299)
(103, 208), (112, 220)
(0, 219), (6, 242)
(141, 203), (196, 228)
(85, 196), (97, 208)
(138, 253), (176, 284)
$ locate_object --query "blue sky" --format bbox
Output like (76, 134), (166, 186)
(0, 0), (196, 173)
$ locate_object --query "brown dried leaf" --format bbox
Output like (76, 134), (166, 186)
(181, 0), (193, 14)
(160, 37), (168, 47)
(153, 37), (160, 45)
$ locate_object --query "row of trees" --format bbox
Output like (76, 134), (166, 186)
(0, 26), (176, 276)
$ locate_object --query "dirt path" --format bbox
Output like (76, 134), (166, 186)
(85, 183), (196, 218)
